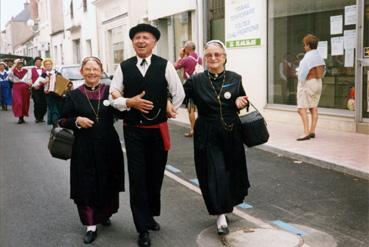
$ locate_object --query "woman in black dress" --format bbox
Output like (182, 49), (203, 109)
(59, 57), (124, 244)
(183, 40), (250, 235)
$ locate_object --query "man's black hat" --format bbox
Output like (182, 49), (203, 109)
(33, 56), (43, 62)
(129, 23), (160, 41)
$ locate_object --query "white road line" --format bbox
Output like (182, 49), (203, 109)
(164, 170), (273, 229)
(122, 145), (273, 229)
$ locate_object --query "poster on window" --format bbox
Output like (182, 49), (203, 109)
(225, 0), (262, 48)
(367, 70), (369, 113)
(330, 15), (343, 35)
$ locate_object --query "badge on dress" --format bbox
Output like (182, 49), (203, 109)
(224, 91), (231, 99)
(103, 100), (110, 106)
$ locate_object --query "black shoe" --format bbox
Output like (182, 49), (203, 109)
(217, 225), (229, 236)
(138, 232), (151, 247)
(147, 219), (160, 231)
(17, 118), (25, 124)
(36, 119), (45, 123)
(83, 230), (97, 244)
(309, 133), (316, 138)
(101, 219), (111, 226)
(296, 135), (310, 141)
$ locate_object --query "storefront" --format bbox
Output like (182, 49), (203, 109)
(266, 0), (369, 133)
(147, 0), (201, 65)
(204, 0), (368, 133)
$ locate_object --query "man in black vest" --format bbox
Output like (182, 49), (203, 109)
(110, 23), (185, 247)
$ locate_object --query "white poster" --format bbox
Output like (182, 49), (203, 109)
(345, 5), (357, 25)
(317, 41), (328, 59)
(331, 37), (344, 56)
(225, 0), (263, 48)
(330, 15), (343, 35)
(367, 70), (369, 113)
(344, 49), (354, 67)
(344, 29), (357, 49)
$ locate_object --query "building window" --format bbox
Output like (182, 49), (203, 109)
(73, 39), (80, 64)
(173, 11), (192, 57)
(83, 0), (87, 12)
(268, 0), (356, 109)
(111, 26), (124, 64)
(208, 0), (225, 42)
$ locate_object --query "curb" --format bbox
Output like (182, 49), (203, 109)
(257, 145), (369, 181)
(169, 119), (369, 181)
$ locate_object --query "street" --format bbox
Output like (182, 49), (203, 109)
(0, 109), (368, 247)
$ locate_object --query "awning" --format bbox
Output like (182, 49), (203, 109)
(147, 0), (197, 20)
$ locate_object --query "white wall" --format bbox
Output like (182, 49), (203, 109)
(226, 0), (268, 113)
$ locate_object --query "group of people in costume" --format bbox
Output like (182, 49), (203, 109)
(0, 57), (63, 126)
(58, 23), (250, 246)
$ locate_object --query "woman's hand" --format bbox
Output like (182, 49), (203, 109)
(76, 116), (94, 128)
(236, 96), (248, 109)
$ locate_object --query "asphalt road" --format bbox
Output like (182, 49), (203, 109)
(0, 109), (368, 247)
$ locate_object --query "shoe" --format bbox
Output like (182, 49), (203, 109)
(184, 131), (193, 137)
(36, 119), (45, 123)
(83, 230), (97, 244)
(147, 219), (160, 231)
(138, 232), (151, 247)
(309, 133), (316, 138)
(217, 225), (230, 236)
(101, 219), (111, 226)
(17, 118), (25, 124)
(296, 135), (310, 141)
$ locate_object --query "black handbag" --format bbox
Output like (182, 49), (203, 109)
(48, 127), (75, 160)
(239, 101), (269, 147)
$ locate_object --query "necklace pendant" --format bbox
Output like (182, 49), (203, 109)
(96, 117), (99, 123)
(217, 95), (220, 100)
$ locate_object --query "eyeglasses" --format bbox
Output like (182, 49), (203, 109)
(204, 53), (224, 59)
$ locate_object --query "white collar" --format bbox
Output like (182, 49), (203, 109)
(136, 55), (152, 66)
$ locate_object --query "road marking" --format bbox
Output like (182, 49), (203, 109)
(272, 220), (305, 236)
(164, 170), (273, 229)
(190, 178), (199, 185)
(166, 164), (181, 173)
(238, 202), (253, 209)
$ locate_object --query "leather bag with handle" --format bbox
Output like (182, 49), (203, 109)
(48, 127), (75, 160)
(239, 101), (269, 147)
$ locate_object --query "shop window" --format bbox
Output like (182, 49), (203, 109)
(208, 0), (225, 42)
(112, 26), (124, 64)
(268, 0), (356, 109)
(173, 11), (192, 59)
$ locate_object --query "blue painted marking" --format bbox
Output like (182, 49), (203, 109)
(166, 165), (181, 173)
(190, 178), (199, 185)
(272, 220), (305, 236)
(238, 202), (253, 209)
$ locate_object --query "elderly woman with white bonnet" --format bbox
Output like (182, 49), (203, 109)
(183, 40), (251, 236)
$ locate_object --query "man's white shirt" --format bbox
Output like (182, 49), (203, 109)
(109, 55), (185, 112)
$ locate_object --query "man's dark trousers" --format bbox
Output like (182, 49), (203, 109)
(32, 88), (47, 121)
(124, 126), (168, 233)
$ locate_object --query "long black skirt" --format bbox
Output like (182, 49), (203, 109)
(193, 117), (250, 215)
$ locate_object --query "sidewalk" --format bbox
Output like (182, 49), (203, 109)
(170, 107), (369, 180)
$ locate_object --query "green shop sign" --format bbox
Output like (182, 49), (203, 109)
(226, 38), (261, 48)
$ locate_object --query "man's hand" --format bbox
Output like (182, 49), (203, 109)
(166, 100), (177, 118)
(76, 116), (94, 128)
(126, 91), (154, 114)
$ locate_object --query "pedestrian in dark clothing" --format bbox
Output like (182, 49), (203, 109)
(31, 57), (47, 123)
(183, 40), (250, 236)
(109, 23), (185, 247)
(59, 56), (125, 244)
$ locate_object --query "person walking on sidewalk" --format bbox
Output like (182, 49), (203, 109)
(8, 59), (32, 124)
(183, 40), (250, 236)
(109, 23), (185, 247)
(175, 41), (203, 137)
(59, 57), (125, 244)
(0, 62), (12, 111)
(296, 34), (325, 141)
(30, 57), (47, 123)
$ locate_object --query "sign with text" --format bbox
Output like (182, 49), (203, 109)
(225, 0), (262, 48)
